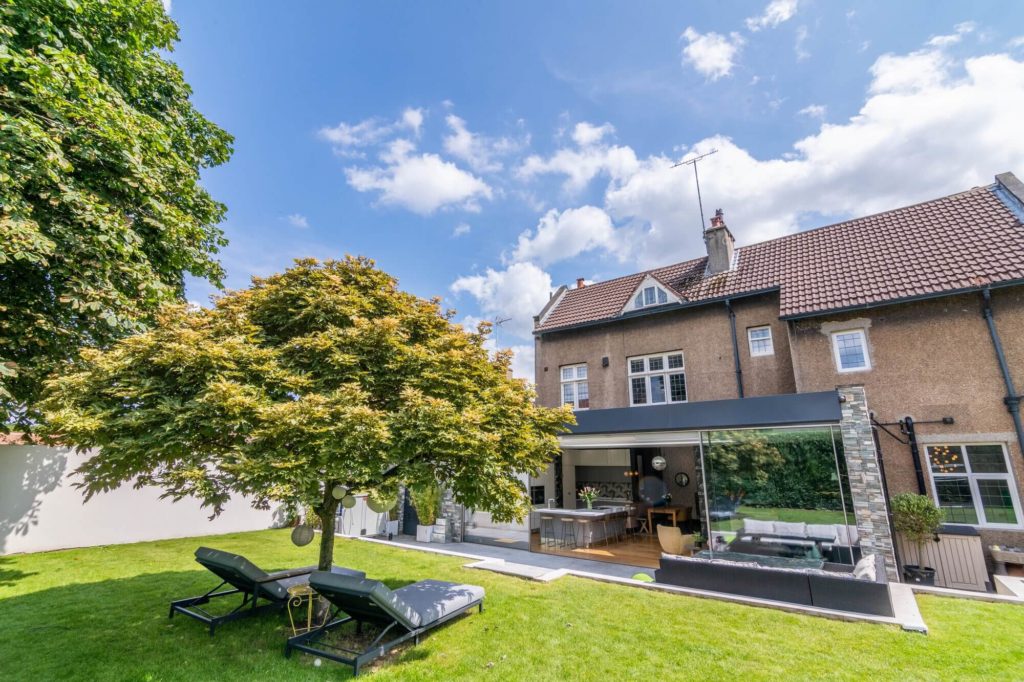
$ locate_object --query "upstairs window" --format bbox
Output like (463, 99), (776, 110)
(560, 364), (589, 410)
(831, 329), (870, 372)
(628, 351), (686, 406)
(633, 285), (669, 310)
(747, 326), (774, 357)
(928, 444), (1021, 528)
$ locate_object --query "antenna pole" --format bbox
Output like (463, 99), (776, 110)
(672, 148), (718, 232)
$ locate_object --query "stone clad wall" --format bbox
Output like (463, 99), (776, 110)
(839, 385), (898, 580)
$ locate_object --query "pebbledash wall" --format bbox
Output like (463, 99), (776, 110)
(0, 442), (282, 556)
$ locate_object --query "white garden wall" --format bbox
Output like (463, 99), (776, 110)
(0, 443), (281, 556)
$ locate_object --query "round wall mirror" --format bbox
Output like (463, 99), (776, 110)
(674, 472), (690, 487)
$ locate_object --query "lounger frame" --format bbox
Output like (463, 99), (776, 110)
(284, 598), (484, 676)
(169, 566), (314, 636)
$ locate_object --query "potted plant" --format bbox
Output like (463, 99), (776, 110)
(690, 532), (705, 551)
(577, 486), (601, 509)
(409, 483), (441, 543)
(890, 492), (943, 585)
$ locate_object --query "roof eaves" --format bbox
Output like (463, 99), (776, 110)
(534, 285), (568, 328)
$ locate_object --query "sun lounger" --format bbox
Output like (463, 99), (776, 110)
(284, 572), (485, 675)
(169, 547), (365, 635)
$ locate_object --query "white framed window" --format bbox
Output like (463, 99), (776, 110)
(831, 329), (870, 372)
(927, 443), (1022, 529)
(747, 326), (774, 357)
(628, 351), (686, 406)
(560, 364), (589, 410)
(633, 285), (669, 310)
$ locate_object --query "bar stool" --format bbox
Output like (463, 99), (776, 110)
(539, 516), (557, 548)
(637, 517), (651, 539)
(599, 518), (612, 547)
(559, 518), (577, 548)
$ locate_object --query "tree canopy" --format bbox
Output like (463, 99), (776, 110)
(42, 257), (572, 568)
(0, 0), (233, 427)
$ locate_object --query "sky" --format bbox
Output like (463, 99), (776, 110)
(167, 1), (1024, 379)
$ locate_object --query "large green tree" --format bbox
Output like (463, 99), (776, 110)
(43, 258), (571, 569)
(0, 0), (233, 427)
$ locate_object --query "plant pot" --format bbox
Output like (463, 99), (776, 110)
(415, 524), (433, 542)
(902, 564), (937, 585)
(586, 500), (593, 509)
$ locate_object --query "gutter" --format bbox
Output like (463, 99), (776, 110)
(981, 287), (1024, 462)
(725, 299), (744, 398)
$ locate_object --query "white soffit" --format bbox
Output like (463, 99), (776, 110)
(559, 430), (702, 449)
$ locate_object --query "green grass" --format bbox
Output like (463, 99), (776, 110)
(1, 530), (1022, 680)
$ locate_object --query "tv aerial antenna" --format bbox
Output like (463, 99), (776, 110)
(672, 148), (718, 231)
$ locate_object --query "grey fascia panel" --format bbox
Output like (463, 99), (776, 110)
(566, 391), (842, 435)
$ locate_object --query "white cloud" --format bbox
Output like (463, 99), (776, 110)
(450, 262), (553, 339)
(680, 27), (744, 81)
(512, 45), (1024, 272)
(452, 222), (471, 237)
(572, 122), (615, 147)
(511, 206), (617, 266)
(442, 115), (523, 173)
(927, 21), (976, 47)
(795, 25), (810, 61)
(161, 0), (171, 12)
(1010, 36), (1024, 49)
(506, 344), (535, 382)
(517, 143), (639, 193)
(746, 0), (799, 31)
(286, 213), (309, 229)
(797, 104), (827, 119)
(345, 139), (492, 215)
(319, 108), (424, 148)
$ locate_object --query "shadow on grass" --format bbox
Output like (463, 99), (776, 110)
(0, 556), (36, 588)
(0, 568), (447, 681)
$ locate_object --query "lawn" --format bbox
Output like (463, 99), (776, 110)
(1, 530), (1022, 681)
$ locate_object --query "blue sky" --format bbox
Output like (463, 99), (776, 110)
(168, 1), (1024, 377)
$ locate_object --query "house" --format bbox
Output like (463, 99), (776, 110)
(520, 172), (1024, 588)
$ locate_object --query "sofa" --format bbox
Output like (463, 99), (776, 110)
(726, 519), (863, 564)
(654, 552), (893, 617)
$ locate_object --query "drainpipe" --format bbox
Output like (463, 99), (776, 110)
(902, 416), (927, 495)
(981, 288), (1024, 461)
(870, 421), (904, 578)
(725, 299), (744, 398)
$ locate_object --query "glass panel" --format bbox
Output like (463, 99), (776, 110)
(928, 445), (967, 474)
(977, 479), (1017, 524)
(576, 381), (589, 409)
(669, 373), (687, 402)
(562, 383), (575, 406)
(561, 366), (575, 381)
(934, 477), (979, 524)
(966, 445), (1008, 473)
(657, 288), (668, 304)
(630, 359), (645, 374)
(749, 327), (770, 340)
(667, 353), (683, 369)
(701, 426), (855, 566)
(576, 365), (588, 379)
(650, 375), (665, 403)
(631, 377), (647, 404)
(648, 356), (664, 371)
(635, 292), (643, 308)
(643, 287), (656, 305)
(834, 332), (866, 369)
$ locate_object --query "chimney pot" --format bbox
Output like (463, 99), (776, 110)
(576, 278), (586, 289)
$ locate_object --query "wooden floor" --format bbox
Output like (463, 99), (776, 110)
(529, 530), (662, 569)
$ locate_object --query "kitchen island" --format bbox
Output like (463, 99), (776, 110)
(532, 506), (627, 548)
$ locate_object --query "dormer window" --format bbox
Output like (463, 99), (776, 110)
(634, 286), (669, 309)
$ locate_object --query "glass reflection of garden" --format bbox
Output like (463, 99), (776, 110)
(700, 426), (856, 565)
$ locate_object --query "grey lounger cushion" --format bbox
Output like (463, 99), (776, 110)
(309, 573), (485, 629)
(393, 580), (485, 626)
(195, 547), (364, 601)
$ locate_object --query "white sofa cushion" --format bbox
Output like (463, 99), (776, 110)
(806, 524), (839, 541)
(742, 518), (776, 535)
(853, 554), (877, 581)
(772, 521), (807, 538)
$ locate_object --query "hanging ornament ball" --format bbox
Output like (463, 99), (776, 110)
(331, 484), (347, 500)
(291, 524), (314, 547)
(652, 455), (668, 471)
(367, 496), (398, 513)
(341, 494), (357, 509)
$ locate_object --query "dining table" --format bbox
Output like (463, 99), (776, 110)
(647, 505), (692, 532)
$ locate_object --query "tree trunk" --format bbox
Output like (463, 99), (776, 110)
(316, 489), (340, 571)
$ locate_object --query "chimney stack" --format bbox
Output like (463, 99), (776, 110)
(704, 208), (735, 275)
(576, 277), (586, 289)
